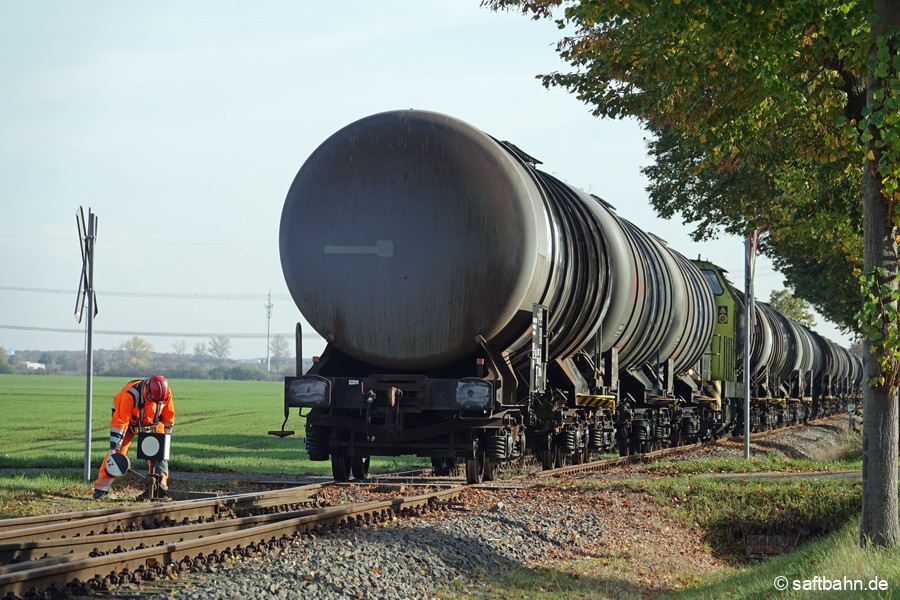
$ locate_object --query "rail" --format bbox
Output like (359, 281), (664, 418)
(0, 485), (464, 598)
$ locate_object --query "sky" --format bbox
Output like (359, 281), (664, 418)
(0, 1), (854, 363)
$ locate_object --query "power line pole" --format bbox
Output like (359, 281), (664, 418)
(744, 231), (758, 460)
(265, 290), (273, 372)
(75, 207), (98, 483)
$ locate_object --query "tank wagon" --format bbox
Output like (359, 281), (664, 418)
(273, 110), (862, 483)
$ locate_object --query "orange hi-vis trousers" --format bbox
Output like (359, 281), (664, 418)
(94, 422), (169, 492)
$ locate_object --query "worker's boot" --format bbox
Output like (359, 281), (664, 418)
(92, 489), (108, 500)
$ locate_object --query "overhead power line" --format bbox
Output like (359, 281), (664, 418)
(0, 286), (291, 301)
(0, 233), (274, 247)
(0, 324), (319, 339)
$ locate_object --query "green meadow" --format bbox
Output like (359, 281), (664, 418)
(0, 374), (418, 477)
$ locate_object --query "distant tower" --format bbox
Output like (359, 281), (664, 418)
(265, 291), (273, 372)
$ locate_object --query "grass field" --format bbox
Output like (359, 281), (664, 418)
(0, 373), (420, 477)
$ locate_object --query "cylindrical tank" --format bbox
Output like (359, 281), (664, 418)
(811, 332), (833, 380)
(767, 306), (798, 385)
(733, 288), (775, 380)
(755, 303), (786, 380)
(803, 325), (824, 383)
(280, 110), (714, 372)
(848, 351), (863, 387)
(785, 319), (813, 376)
(280, 110), (552, 370)
(832, 340), (851, 382)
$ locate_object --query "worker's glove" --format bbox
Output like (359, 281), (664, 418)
(163, 423), (173, 435)
(109, 442), (121, 451)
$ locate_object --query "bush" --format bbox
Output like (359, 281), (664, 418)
(208, 365), (269, 381)
(164, 365), (209, 380)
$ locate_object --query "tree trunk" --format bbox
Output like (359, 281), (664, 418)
(860, 0), (900, 549)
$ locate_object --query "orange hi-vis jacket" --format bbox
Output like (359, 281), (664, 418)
(96, 379), (175, 494)
(109, 378), (175, 451)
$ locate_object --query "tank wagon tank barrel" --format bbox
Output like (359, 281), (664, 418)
(728, 285), (858, 423)
(280, 110), (713, 375)
(274, 110), (863, 483)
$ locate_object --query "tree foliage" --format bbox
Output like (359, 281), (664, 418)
(645, 125), (863, 329)
(857, 266), (900, 390)
(769, 289), (818, 328)
(0, 348), (14, 374)
(208, 365), (269, 381)
(485, 0), (889, 330)
(119, 336), (152, 367)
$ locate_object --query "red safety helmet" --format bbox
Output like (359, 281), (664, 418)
(145, 375), (170, 403)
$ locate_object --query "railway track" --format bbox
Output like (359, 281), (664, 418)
(0, 416), (841, 599)
(0, 480), (463, 599)
(530, 415), (843, 479)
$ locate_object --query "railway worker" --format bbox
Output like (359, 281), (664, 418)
(92, 375), (174, 499)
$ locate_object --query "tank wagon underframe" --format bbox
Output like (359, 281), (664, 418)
(273, 110), (863, 483)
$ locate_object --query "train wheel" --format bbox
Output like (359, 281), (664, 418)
(571, 447), (582, 465)
(540, 449), (554, 471)
(331, 450), (350, 482)
(465, 454), (484, 484)
(483, 459), (500, 482)
(304, 425), (330, 461)
(351, 455), (370, 480)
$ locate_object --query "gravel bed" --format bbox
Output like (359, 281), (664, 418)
(104, 485), (717, 600)
(686, 418), (855, 462)
(92, 423), (855, 599)
(590, 419), (856, 479)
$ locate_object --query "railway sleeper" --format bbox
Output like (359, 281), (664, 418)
(5, 491), (454, 600)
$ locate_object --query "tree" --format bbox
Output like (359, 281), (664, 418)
(769, 289), (818, 329)
(487, 0), (899, 546)
(644, 126), (863, 330)
(269, 335), (290, 372)
(57, 352), (84, 373)
(857, 0), (900, 548)
(172, 340), (187, 363)
(172, 340), (189, 365)
(93, 349), (108, 374)
(37, 352), (56, 370)
(208, 335), (232, 364)
(118, 336), (153, 368)
(0, 347), (14, 374)
(193, 342), (209, 365)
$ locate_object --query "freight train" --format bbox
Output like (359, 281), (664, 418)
(271, 110), (862, 484)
